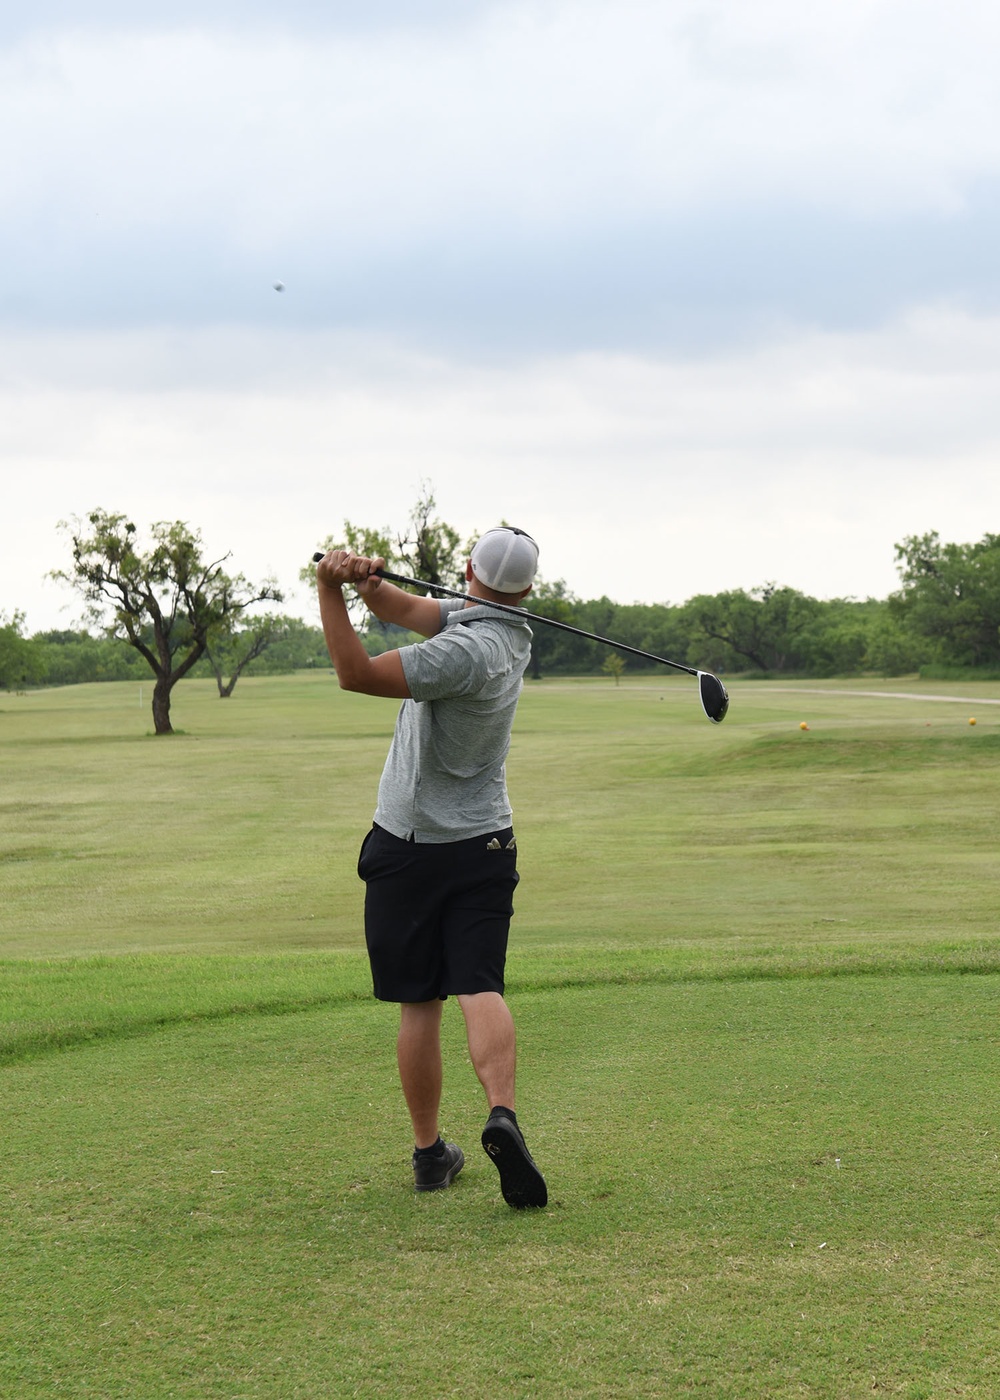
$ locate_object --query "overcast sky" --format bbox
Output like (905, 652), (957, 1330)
(4, 0), (1000, 632)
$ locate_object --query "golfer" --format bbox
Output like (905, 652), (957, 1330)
(316, 526), (547, 1208)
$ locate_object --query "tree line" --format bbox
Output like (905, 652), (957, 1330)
(308, 497), (1000, 682)
(3, 499), (1000, 733)
(1, 617), (333, 689)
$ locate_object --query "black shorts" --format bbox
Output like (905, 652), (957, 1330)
(358, 823), (520, 1003)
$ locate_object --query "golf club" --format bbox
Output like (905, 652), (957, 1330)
(312, 555), (729, 723)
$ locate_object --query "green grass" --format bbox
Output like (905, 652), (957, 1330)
(2, 672), (1000, 1397)
(3, 673), (998, 959)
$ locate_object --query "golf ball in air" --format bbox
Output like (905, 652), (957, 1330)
(273, 281), (285, 292)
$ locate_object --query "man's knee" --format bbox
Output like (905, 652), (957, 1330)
(457, 990), (507, 1015)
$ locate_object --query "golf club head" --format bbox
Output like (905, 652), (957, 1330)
(698, 672), (730, 724)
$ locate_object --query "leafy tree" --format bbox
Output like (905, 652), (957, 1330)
(601, 653), (626, 686)
(524, 579), (589, 678)
(686, 585), (823, 673)
(605, 602), (684, 665)
(789, 596), (922, 678)
(204, 613), (295, 697)
(0, 611), (46, 689)
(52, 510), (283, 733)
(305, 485), (469, 616)
(219, 617), (329, 674)
(576, 600), (694, 676)
(891, 531), (1000, 667)
(31, 629), (148, 684)
(395, 483), (467, 589)
(863, 610), (925, 676)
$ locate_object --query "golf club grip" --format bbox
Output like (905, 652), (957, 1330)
(311, 554), (699, 678)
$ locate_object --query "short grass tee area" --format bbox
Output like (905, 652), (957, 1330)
(2, 673), (999, 1398)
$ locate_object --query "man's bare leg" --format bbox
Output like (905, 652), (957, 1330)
(459, 990), (546, 1208)
(397, 1000), (443, 1148)
(457, 991), (516, 1110)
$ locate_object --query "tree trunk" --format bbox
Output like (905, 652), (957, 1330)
(152, 675), (174, 734)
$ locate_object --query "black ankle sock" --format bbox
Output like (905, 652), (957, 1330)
(414, 1137), (446, 1159)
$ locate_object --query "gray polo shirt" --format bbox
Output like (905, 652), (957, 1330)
(373, 599), (533, 843)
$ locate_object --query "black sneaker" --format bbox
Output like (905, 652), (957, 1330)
(481, 1111), (547, 1208)
(412, 1140), (465, 1192)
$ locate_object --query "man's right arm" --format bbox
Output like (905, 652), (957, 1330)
(355, 561), (444, 638)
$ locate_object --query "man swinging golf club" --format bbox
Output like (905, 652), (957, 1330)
(316, 526), (548, 1208)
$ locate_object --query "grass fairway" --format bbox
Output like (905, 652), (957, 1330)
(2, 673), (999, 1397)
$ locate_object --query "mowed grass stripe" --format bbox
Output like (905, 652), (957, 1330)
(5, 941), (1000, 1069)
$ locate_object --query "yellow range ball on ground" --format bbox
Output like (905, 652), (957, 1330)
(969, 717), (977, 725)
(799, 721), (809, 730)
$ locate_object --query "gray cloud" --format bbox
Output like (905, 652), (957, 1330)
(4, 3), (1000, 352)
(0, 0), (488, 42)
(6, 191), (1000, 355)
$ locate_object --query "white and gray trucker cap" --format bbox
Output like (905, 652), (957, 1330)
(470, 527), (539, 594)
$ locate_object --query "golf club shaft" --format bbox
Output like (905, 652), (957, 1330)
(312, 555), (699, 678)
